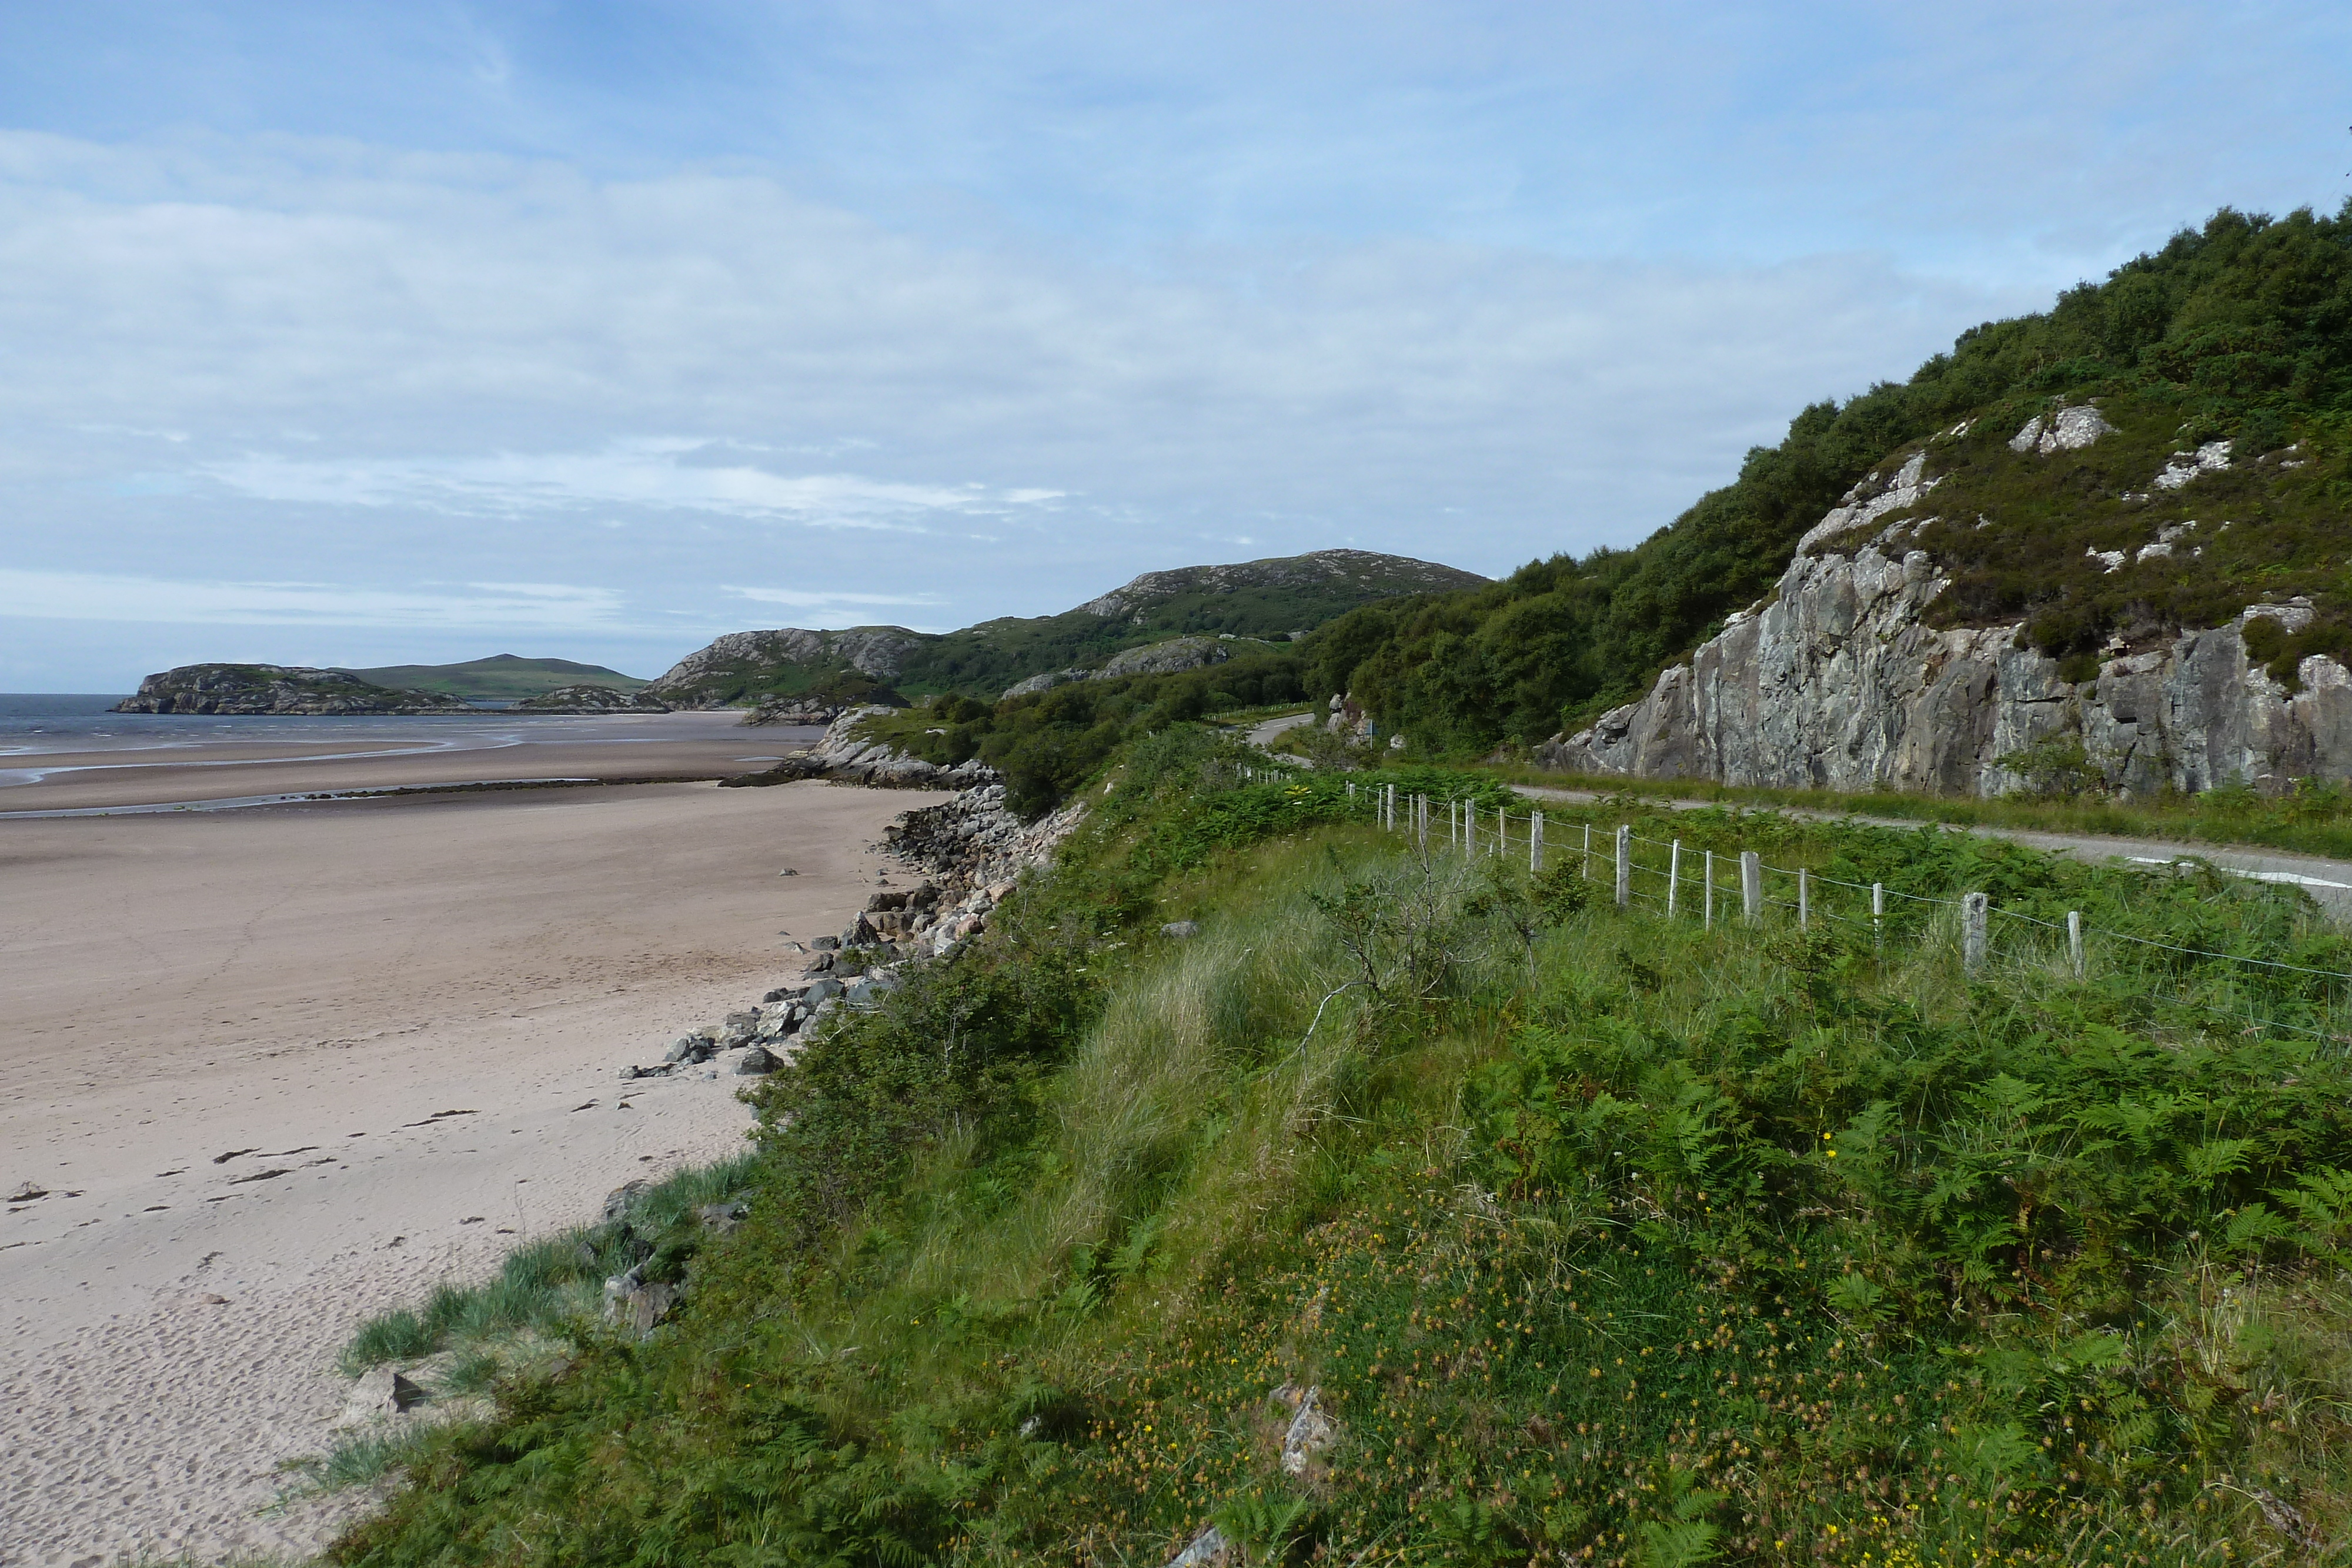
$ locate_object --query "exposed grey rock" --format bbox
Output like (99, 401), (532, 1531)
(600, 1180), (650, 1225)
(2009, 404), (2115, 455)
(1160, 920), (1201, 939)
(1095, 637), (1231, 680)
(811, 936), (840, 951)
(735, 1045), (782, 1075)
(740, 697), (843, 727)
(1163, 1526), (1231, 1568)
(1003, 668), (1087, 699)
(1793, 452), (1940, 559)
(1539, 511), (2352, 798)
(336, 1366), (427, 1427)
(1279, 1385), (1337, 1477)
(2156, 439), (2234, 490)
(603, 1276), (679, 1338)
(720, 707), (998, 791)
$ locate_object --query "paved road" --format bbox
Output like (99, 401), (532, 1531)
(1510, 782), (2352, 922)
(1247, 711), (1321, 748)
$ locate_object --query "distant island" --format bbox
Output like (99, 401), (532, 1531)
(113, 664), (479, 715)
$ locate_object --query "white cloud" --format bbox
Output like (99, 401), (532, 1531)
(0, 569), (626, 632)
(726, 586), (944, 608)
(199, 442), (1062, 529)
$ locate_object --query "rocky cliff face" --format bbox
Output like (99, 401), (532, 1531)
(113, 664), (476, 716)
(1541, 432), (2352, 797)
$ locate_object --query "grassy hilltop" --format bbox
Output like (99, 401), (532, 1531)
(329, 731), (2352, 1567)
(341, 655), (650, 703)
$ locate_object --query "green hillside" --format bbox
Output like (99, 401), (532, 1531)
(643, 550), (1484, 708)
(342, 654), (650, 702)
(325, 733), (2352, 1566)
(1305, 204), (2352, 754)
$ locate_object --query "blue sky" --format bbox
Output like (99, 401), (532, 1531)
(2, 2), (2347, 688)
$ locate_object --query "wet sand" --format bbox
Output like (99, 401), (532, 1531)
(0, 709), (805, 814)
(0, 774), (948, 1566)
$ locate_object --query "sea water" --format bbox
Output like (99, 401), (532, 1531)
(0, 694), (739, 758)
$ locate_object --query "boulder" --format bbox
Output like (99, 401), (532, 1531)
(1160, 920), (1200, 940)
(696, 1200), (749, 1235)
(802, 978), (846, 1004)
(336, 1366), (427, 1427)
(1279, 1384), (1337, 1477)
(1164, 1526), (1231, 1568)
(600, 1180), (650, 1224)
(602, 1270), (679, 1338)
(735, 1045), (783, 1075)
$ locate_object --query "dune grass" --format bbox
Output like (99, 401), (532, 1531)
(340, 1150), (763, 1376)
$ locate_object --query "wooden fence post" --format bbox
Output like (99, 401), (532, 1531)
(1582, 823), (1592, 881)
(1668, 840), (1681, 919)
(2067, 910), (2084, 979)
(1495, 805), (1505, 858)
(1740, 851), (1761, 925)
(1703, 850), (1715, 931)
(1531, 811), (1544, 874)
(1615, 825), (1631, 909)
(1963, 892), (1989, 974)
(1798, 867), (1809, 932)
(1872, 882), (1884, 953)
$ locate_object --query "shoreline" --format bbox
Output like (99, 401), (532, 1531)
(0, 775), (950, 1566)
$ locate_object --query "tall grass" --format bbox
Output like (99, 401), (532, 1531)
(328, 741), (2352, 1566)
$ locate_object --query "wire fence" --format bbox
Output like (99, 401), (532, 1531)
(1293, 775), (2352, 1049)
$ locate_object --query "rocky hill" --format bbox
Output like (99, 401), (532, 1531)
(1312, 205), (2352, 797)
(642, 548), (1483, 708)
(112, 664), (478, 716)
(509, 684), (671, 714)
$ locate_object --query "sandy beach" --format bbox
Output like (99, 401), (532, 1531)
(0, 770), (950, 1566)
